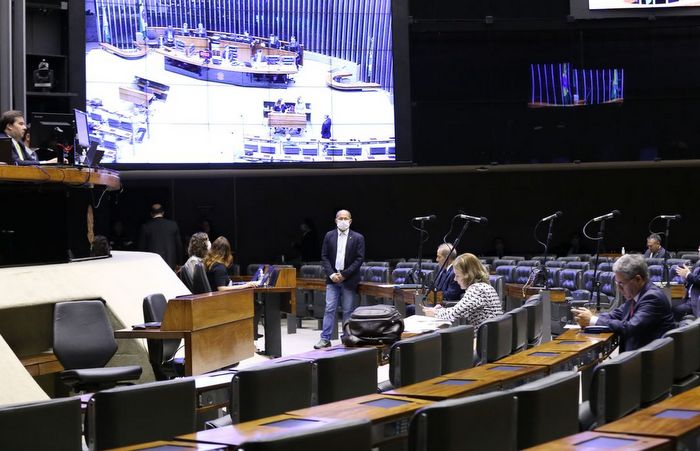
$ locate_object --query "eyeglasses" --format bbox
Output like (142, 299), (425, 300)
(615, 276), (639, 287)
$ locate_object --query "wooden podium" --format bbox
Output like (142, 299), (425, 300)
(116, 290), (255, 376)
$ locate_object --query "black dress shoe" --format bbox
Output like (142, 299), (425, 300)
(314, 339), (331, 349)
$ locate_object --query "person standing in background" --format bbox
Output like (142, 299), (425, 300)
(139, 203), (183, 270)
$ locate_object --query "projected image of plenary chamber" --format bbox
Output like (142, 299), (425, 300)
(529, 63), (624, 108)
(84, 0), (400, 165)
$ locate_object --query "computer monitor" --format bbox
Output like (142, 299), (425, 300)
(30, 112), (74, 152)
(74, 108), (90, 148)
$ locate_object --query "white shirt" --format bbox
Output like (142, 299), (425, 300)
(335, 229), (348, 271)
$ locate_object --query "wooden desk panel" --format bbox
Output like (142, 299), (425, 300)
(524, 431), (671, 451)
(179, 414), (335, 447)
(387, 364), (547, 400)
(497, 349), (580, 372)
(0, 165), (120, 190)
(20, 352), (63, 376)
(111, 439), (226, 450)
(268, 112), (306, 127)
(596, 387), (700, 443)
(287, 393), (432, 424)
(556, 328), (615, 343)
(505, 283), (567, 302)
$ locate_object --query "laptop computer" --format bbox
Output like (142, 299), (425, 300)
(80, 141), (105, 168)
(0, 137), (14, 164)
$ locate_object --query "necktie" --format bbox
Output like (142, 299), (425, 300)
(628, 300), (635, 318)
(12, 140), (24, 161)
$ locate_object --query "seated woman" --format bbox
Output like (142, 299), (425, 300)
(204, 236), (259, 291)
(423, 253), (503, 327)
(180, 232), (209, 282)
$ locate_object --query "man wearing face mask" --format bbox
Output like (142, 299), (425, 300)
(315, 209), (365, 349)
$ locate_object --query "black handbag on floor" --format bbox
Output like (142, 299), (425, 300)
(342, 305), (404, 346)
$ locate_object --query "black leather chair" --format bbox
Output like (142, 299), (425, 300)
(476, 314), (513, 364)
(0, 398), (82, 451)
(510, 371), (579, 449)
(238, 419), (373, 451)
(662, 323), (700, 394)
(231, 360), (316, 424)
(143, 293), (183, 380)
(408, 391), (517, 451)
(579, 350), (642, 430)
(53, 300), (142, 392)
(506, 307), (528, 353)
(192, 262), (213, 294)
(638, 337), (674, 406)
(87, 378), (196, 450)
(311, 348), (377, 404)
(437, 325), (474, 374)
(382, 333), (442, 390)
(178, 267), (194, 291)
(523, 295), (543, 348)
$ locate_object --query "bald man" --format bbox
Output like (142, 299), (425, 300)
(315, 209), (365, 349)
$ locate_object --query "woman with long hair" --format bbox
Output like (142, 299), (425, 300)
(424, 252), (503, 327)
(204, 236), (258, 291)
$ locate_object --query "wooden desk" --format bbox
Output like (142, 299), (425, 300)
(497, 349), (580, 374)
(115, 290), (254, 375)
(524, 431), (671, 450)
(268, 112), (306, 127)
(287, 394), (432, 445)
(555, 328), (619, 364)
(533, 337), (610, 368)
(0, 165), (120, 190)
(596, 386), (700, 448)
(178, 414), (335, 448)
(119, 86), (154, 106)
(109, 440), (226, 450)
(386, 363), (548, 400)
(19, 352), (63, 376)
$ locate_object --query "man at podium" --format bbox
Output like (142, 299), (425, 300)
(1, 110), (58, 165)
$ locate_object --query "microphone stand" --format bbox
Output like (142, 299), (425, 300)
(534, 217), (557, 290)
(589, 220), (605, 311)
(415, 219), (427, 289)
(422, 217), (472, 306)
(663, 218), (673, 287)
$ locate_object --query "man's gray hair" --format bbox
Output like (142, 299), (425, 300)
(438, 243), (456, 261)
(612, 254), (649, 281)
(647, 233), (662, 243)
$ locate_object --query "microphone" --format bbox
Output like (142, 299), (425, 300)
(659, 214), (681, 221)
(540, 211), (563, 222)
(457, 214), (488, 225)
(413, 214), (437, 221)
(592, 210), (621, 222)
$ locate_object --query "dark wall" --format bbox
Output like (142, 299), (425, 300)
(106, 165), (699, 269)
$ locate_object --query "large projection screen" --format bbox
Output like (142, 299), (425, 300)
(85, 0), (409, 166)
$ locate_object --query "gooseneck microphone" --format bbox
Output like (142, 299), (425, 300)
(592, 210), (621, 222)
(412, 215), (437, 221)
(457, 214), (488, 224)
(540, 211), (563, 222)
(659, 214), (681, 221)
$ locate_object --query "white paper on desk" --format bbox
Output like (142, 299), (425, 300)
(403, 315), (453, 333)
(564, 324), (581, 330)
(377, 284), (398, 288)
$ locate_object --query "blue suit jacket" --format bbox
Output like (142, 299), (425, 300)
(672, 263), (700, 320)
(643, 247), (669, 259)
(596, 281), (675, 352)
(321, 229), (365, 290)
(434, 266), (465, 301)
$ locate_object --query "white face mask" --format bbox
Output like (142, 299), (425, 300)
(206, 240), (211, 250)
(336, 219), (350, 231)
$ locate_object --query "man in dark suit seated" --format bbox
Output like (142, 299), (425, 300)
(643, 233), (668, 259)
(434, 243), (465, 301)
(572, 253), (675, 352)
(314, 209), (365, 349)
(0, 110), (57, 165)
(672, 248), (700, 323)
